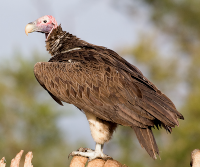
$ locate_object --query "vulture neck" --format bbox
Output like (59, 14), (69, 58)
(46, 25), (87, 56)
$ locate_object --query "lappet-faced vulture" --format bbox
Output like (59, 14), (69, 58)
(25, 15), (184, 160)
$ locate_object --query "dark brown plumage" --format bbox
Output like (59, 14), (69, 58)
(33, 24), (184, 159)
(25, 15), (184, 160)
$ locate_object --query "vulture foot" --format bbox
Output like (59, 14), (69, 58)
(69, 146), (112, 161)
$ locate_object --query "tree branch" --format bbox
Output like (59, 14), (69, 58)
(1, 151), (127, 167)
(70, 156), (128, 167)
(24, 152), (33, 167)
(10, 150), (24, 167)
(0, 157), (6, 167)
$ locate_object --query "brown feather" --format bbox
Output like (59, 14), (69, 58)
(132, 126), (159, 159)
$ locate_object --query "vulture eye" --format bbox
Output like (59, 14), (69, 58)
(43, 20), (47, 23)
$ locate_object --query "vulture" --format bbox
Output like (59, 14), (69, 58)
(25, 15), (184, 160)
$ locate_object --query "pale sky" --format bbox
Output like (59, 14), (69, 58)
(0, 0), (147, 57)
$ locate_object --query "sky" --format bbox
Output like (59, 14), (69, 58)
(0, 0), (146, 58)
(0, 0), (153, 148)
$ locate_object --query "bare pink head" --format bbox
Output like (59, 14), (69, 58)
(25, 15), (58, 40)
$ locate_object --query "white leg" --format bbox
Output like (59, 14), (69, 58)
(95, 143), (102, 152)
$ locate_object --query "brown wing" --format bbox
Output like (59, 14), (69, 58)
(34, 61), (147, 127)
(34, 59), (182, 127)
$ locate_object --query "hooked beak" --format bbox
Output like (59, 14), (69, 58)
(25, 22), (36, 36)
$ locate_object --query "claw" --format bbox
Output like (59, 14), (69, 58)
(68, 152), (72, 159)
(68, 147), (94, 159)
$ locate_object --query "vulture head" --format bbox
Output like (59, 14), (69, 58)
(25, 15), (58, 40)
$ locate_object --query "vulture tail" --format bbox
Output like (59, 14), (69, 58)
(132, 126), (159, 159)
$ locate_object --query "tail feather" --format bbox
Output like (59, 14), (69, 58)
(132, 126), (159, 159)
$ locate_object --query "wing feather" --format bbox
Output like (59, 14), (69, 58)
(34, 66), (63, 106)
(33, 60), (180, 130)
(132, 126), (159, 159)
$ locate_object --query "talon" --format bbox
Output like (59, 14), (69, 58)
(68, 153), (72, 159)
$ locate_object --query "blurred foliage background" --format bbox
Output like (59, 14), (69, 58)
(0, 0), (200, 167)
